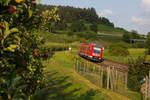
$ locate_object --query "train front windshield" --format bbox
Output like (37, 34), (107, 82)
(93, 48), (101, 54)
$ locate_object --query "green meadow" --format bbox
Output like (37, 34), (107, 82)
(103, 48), (147, 63)
(43, 51), (141, 100)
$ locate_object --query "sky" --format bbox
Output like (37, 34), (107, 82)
(41, 0), (150, 35)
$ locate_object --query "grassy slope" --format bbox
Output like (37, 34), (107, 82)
(103, 48), (147, 63)
(44, 51), (139, 100)
(97, 34), (122, 45)
(98, 24), (126, 34)
(85, 23), (126, 34)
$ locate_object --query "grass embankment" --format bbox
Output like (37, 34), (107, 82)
(44, 51), (140, 100)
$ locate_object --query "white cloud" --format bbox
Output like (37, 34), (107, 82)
(99, 9), (112, 17)
(141, 0), (150, 11)
(131, 16), (149, 25)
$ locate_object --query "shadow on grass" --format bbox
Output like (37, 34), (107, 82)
(33, 71), (104, 100)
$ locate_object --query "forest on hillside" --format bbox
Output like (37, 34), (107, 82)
(36, 4), (146, 44)
(37, 4), (114, 26)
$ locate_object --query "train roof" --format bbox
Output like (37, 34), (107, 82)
(80, 43), (103, 48)
(93, 44), (103, 48)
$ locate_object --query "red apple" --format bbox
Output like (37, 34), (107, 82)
(34, 52), (38, 55)
(45, 53), (48, 57)
(32, 1), (36, 4)
(8, 6), (15, 14)
(34, 49), (37, 52)
(0, 24), (5, 28)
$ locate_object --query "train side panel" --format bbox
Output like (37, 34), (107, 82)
(89, 44), (94, 57)
(79, 44), (91, 57)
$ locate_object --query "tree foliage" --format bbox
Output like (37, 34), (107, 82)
(36, 4), (115, 28)
(122, 30), (146, 48)
(0, 0), (58, 99)
(128, 56), (150, 91)
(40, 8), (60, 32)
(108, 42), (129, 56)
(122, 32), (131, 43)
(131, 30), (140, 39)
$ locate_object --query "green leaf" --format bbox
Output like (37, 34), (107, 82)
(15, 35), (21, 41)
(1, 39), (4, 48)
(4, 44), (19, 52)
(0, 0), (11, 6)
(28, 7), (33, 18)
(4, 28), (19, 39)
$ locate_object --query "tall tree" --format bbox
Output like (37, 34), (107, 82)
(131, 30), (140, 39)
(122, 32), (131, 43)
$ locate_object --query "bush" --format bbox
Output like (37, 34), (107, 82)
(108, 42), (129, 56)
(122, 32), (131, 43)
(128, 56), (150, 91)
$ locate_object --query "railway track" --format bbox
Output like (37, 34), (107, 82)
(99, 58), (128, 72)
(79, 56), (128, 73)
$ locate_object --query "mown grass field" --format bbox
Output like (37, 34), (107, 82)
(43, 51), (141, 100)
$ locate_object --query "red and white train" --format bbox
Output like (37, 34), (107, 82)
(78, 43), (104, 62)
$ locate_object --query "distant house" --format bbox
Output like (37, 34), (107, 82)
(143, 62), (150, 65)
(130, 39), (146, 44)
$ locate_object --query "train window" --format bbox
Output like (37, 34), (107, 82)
(94, 50), (97, 53)
(97, 50), (101, 54)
